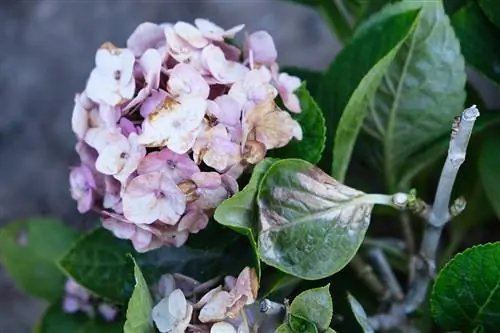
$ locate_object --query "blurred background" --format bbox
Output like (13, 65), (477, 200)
(1, 1), (499, 332)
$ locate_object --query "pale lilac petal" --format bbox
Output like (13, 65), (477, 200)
(71, 93), (89, 139)
(174, 21), (209, 48)
(70, 165), (96, 213)
(167, 63), (209, 99)
(62, 297), (80, 313)
(194, 18), (244, 41)
(140, 89), (168, 118)
(207, 95), (241, 126)
(215, 41), (242, 62)
(127, 22), (166, 57)
(245, 31), (277, 65)
(101, 216), (136, 239)
(98, 104), (121, 128)
(199, 291), (232, 323)
(122, 172), (186, 225)
(119, 118), (138, 137)
(202, 45), (249, 84)
(98, 304), (118, 322)
(211, 322), (237, 333)
(114, 133), (147, 184)
(137, 148), (200, 182)
(178, 208), (209, 233)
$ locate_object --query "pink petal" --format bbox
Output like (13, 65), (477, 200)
(167, 63), (209, 99)
(174, 21), (209, 48)
(245, 31), (277, 65)
(140, 89), (168, 118)
(178, 208), (209, 233)
(127, 22), (166, 57)
(191, 172), (222, 189)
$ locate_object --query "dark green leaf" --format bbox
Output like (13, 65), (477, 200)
(290, 285), (333, 330)
(317, 6), (420, 180)
(123, 257), (154, 333)
(59, 228), (222, 303)
(259, 269), (302, 301)
(80, 321), (124, 333)
(479, 0), (500, 28)
(431, 242), (500, 332)
(36, 302), (88, 333)
(399, 112), (500, 187)
(289, 314), (319, 333)
(443, 0), (471, 15)
(215, 158), (279, 278)
(479, 131), (500, 219)
(257, 159), (374, 280)
(347, 293), (374, 333)
(451, 3), (500, 87)
(275, 324), (294, 333)
(0, 218), (80, 301)
(272, 84), (326, 164)
(361, 0), (466, 190)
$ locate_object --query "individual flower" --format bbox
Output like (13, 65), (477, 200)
(228, 67), (277, 112)
(190, 172), (238, 210)
(193, 123), (241, 172)
(137, 148), (200, 183)
(164, 24), (206, 73)
(194, 19), (244, 42)
(126, 22), (167, 58)
(167, 63), (210, 99)
(122, 172), (186, 225)
(177, 205), (209, 234)
(85, 43), (136, 106)
(202, 45), (249, 84)
(244, 31), (277, 66)
(206, 95), (242, 142)
(138, 96), (207, 154)
(242, 99), (302, 150)
(271, 64), (302, 114)
(152, 289), (193, 333)
(86, 129), (146, 184)
(69, 164), (97, 213)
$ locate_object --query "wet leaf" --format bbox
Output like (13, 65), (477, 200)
(258, 159), (374, 280)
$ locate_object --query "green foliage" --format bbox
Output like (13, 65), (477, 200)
(257, 159), (374, 279)
(317, 5), (420, 180)
(271, 84), (326, 164)
(431, 243), (500, 332)
(478, 0), (500, 28)
(451, 3), (500, 87)
(361, 0), (466, 190)
(59, 228), (222, 303)
(123, 257), (154, 333)
(480, 131), (500, 219)
(0, 218), (79, 302)
(35, 302), (89, 333)
(289, 285), (333, 331)
(347, 293), (374, 333)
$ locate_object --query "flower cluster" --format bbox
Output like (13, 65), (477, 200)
(70, 19), (303, 252)
(152, 267), (259, 333)
(62, 279), (118, 322)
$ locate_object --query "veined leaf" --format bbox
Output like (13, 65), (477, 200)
(290, 285), (333, 331)
(431, 243), (500, 332)
(361, 0), (466, 190)
(317, 6), (421, 180)
(347, 293), (374, 333)
(123, 257), (154, 333)
(479, 0), (500, 28)
(257, 159), (376, 280)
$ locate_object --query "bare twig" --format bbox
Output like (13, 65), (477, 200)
(350, 255), (389, 300)
(399, 212), (416, 255)
(368, 248), (404, 301)
(368, 106), (480, 329)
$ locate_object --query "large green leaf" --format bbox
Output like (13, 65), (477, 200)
(399, 112), (500, 187)
(59, 228), (222, 303)
(0, 218), (80, 301)
(451, 3), (500, 87)
(272, 84), (326, 164)
(123, 257), (154, 333)
(35, 302), (88, 333)
(479, 131), (500, 219)
(431, 242), (500, 332)
(290, 285), (333, 331)
(257, 159), (375, 280)
(347, 293), (374, 333)
(214, 158), (279, 278)
(361, 0), (466, 190)
(479, 0), (500, 28)
(317, 6), (420, 180)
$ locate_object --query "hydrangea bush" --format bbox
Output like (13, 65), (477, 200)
(3, 1), (500, 333)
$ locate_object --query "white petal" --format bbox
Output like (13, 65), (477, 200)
(211, 322), (237, 333)
(168, 289), (187, 319)
(174, 21), (209, 48)
(152, 298), (177, 333)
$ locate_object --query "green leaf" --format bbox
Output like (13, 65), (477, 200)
(215, 158), (279, 278)
(259, 269), (302, 300)
(36, 302), (88, 333)
(347, 293), (374, 333)
(317, 6), (420, 181)
(479, 0), (500, 28)
(59, 228), (222, 303)
(123, 257), (154, 333)
(289, 314), (319, 333)
(451, 3), (500, 87)
(361, 0), (466, 190)
(80, 321), (124, 333)
(275, 324), (294, 333)
(271, 84), (326, 164)
(399, 112), (500, 187)
(257, 159), (375, 280)
(290, 285), (333, 330)
(479, 131), (500, 219)
(0, 218), (79, 301)
(431, 242), (500, 332)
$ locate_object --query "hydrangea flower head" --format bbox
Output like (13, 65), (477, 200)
(70, 18), (303, 252)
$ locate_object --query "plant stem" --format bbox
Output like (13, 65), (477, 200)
(367, 105), (480, 328)
(349, 255), (388, 300)
(400, 212), (416, 255)
(368, 248), (404, 301)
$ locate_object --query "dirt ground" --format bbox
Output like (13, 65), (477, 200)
(0, 1), (337, 331)
(2, 1), (499, 332)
